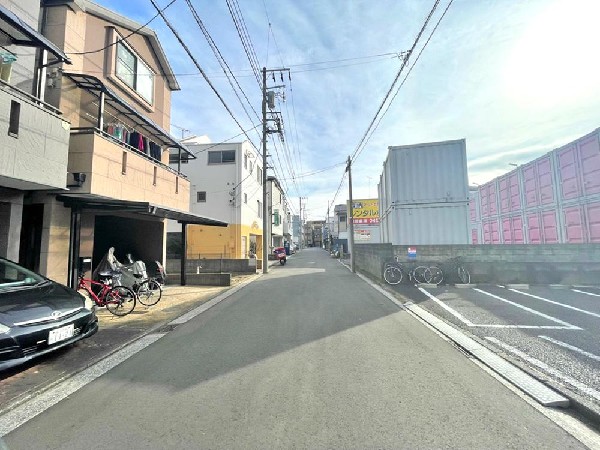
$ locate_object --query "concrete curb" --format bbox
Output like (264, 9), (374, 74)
(0, 273), (263, 416)
(506, 283), (529, 289)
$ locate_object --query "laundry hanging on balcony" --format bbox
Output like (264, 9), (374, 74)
(104, 123), (162, 162)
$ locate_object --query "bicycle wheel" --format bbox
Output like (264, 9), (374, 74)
(412, 266), (429, 284)
(428, 266), (443, 285)
(105, 286), (136, 316)
(136, 279), (163, 306)
(383, 266), (403, 285)
(458, 266), (471, 284)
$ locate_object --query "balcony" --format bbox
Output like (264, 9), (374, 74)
(67, 129), (189, 211)
(0, 79), (70, 190)
(61, 73), (194, 211)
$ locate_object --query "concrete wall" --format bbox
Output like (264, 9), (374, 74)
(354, 243), (600, 285)
(166, 272), (231, 287)
(167, 258), (257, 275)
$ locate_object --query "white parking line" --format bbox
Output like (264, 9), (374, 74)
(539, 336), (600, 362)
(571, 288), (600, 298)
(509, 288), (600, 319)
(486, 337), (600, 403)
(474, 288), (581, 329)
(418, 287), (579, 330)
(417, 286), (474, 326)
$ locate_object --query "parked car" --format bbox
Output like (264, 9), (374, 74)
(0, 257), (98, 372)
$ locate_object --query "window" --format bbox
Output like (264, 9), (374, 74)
(208, 150), (236, 164)
(153, 166), (157, 186)
(197, 191), (207, 202)
(244, 153), (248, 169)
(258, 200), (262, 218)
(116, 42), (154, 104)
(8, 100), (20, 137)
(339, 214), (347, 223)
(121, 151), (127, 174)
(257, 167), (262, 183)
(244, 193), (248, 204)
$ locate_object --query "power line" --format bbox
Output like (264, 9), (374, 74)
(184, 0), (261, 144)
(149, 0), (262, 157)
(226, 0), (262, 86)
(356, 0), (455, 162)
(66, 0), (178, 55)
(350, 0), (443, 165)
(187, 124), (262, 156)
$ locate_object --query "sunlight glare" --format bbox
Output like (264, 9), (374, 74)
(503, 0), (600, 109)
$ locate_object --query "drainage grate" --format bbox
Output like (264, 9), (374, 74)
(155, 324), (179, 333)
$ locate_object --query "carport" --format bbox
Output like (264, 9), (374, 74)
(57, 194), (227, 288)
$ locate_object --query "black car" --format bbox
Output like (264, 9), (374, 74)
(0, 258), (98, 372)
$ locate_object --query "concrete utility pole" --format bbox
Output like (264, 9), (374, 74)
(262, 66), (289, 273)
(347, 156), (355, 273)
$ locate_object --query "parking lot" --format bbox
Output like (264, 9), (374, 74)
(391, 282), (600, 412)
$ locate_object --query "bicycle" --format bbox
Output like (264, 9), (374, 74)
(427, 257), (471, 285)
(383, 258), (430, 285)
(77, 271), (137, 316)
(132, 277), (163, 306)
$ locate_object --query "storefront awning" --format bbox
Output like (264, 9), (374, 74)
(62, 72), (195, 159)
(0, 4), (71, 63)
(57, 194), (227, 226)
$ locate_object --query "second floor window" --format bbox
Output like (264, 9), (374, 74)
(197, 191), (207, 202)
(116, 42), (154, 104)
(208, 150), (236, 164)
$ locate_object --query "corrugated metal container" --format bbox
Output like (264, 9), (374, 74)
(586, 201), (600, 242)
(482, 218), (500, 244)
(470, 128), (600, 244)
(385, 204), (470, 245)
(378, 139), (470, 244)
(384, 139), (468, 204)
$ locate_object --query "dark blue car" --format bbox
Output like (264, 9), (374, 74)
(0, 258), (98, 372)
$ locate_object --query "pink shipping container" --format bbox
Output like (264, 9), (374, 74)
(585, 202), (600, 242)
(563, 206), (585, 243)
(579, 135), (600, 196)
(470, 128), (600, 244)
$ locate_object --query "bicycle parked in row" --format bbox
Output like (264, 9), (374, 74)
(77, 271), (137, 316)
(383, 256), (471, 286)
(382, 258), (431, 285)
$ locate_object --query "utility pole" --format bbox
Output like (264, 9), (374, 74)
(347, 156), (355, 273)
(262, 66), (289, 274)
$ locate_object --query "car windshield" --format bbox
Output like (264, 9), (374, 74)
(0, 259), (46, 291)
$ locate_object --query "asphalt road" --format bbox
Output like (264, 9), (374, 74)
(1, 249), (591, 449)
(392, 281), (600, 416)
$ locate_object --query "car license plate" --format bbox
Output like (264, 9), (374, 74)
(48, 324), (75, 345)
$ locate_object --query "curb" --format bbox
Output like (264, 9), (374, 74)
(0, 274), (262, 416)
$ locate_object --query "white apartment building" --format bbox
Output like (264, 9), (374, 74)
(267, 176), (291, 251)
(170, 138), (264, 259)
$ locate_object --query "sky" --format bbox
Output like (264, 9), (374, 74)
(94, 0), (600, 220)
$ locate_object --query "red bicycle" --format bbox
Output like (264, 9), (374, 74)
(77, 272), (136, 316)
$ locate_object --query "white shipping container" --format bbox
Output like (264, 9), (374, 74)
(384, 139), (468, 205)
(383, 204), (471, 245)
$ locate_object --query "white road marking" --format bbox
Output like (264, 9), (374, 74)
(418, 287), (578, 330)
(539, 336), (600, 362)
(474, 288), (581, 329)
(509, 288), (600, 319)
(572, 288), (600, 298)
(486, 337), (600, 403)
(417, 286), (474, 326)
(0, 333), (165, 437)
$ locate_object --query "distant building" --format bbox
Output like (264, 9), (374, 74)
(170, 138), (264, 259)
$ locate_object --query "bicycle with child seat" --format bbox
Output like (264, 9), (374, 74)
(77, 271), (137, 316)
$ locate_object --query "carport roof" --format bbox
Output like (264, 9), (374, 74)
(57, 194), (228, 226)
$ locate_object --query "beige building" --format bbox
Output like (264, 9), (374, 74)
(32, 0), (224, 286)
